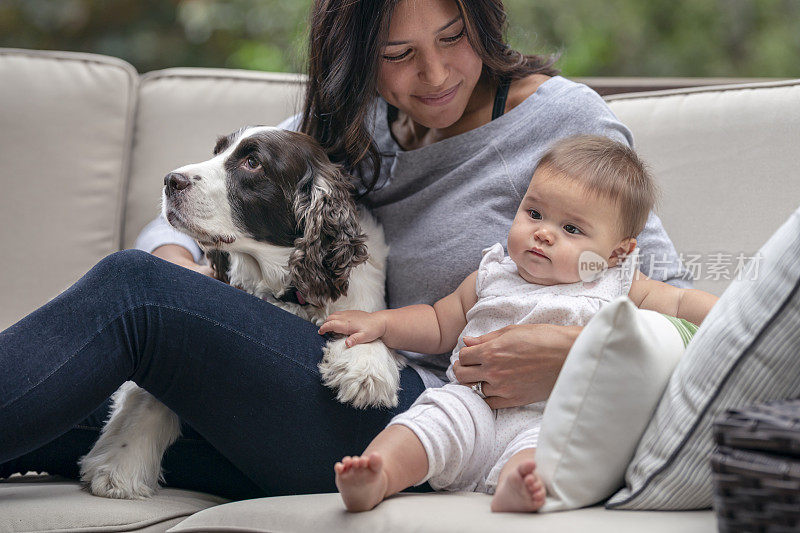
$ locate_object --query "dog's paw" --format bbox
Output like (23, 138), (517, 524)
(80, 448), (158, 500)
(79, 437), (161, 499)
(319, 338), (401, 409)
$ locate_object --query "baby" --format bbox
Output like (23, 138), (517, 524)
(319, 134), (718, 513)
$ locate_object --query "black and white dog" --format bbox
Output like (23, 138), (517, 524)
(79, 126), (403, 499)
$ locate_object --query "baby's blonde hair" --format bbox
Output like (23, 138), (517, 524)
(536, 135), (658, 239)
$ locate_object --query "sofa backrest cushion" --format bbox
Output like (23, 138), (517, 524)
(607, 80), (800, 295)
(0, 49), (137, 329)
(2, 47), (798, 329)
(122, 68), (305, 249)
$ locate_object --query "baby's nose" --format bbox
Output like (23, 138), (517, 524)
(535, 228), (554, 244)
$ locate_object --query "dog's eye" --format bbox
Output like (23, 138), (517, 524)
(244, 156), (260, 170)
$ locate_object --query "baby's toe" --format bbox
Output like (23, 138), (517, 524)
(517, 461), (537, 477)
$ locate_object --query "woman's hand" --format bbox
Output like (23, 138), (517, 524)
(152, 244), (214, 277)
(318, 310), (387, 347)
(452, 324), (582, 409)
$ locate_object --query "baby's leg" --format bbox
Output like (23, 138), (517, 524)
(335, 424), (428, 512)
(491, 448), (546, 513)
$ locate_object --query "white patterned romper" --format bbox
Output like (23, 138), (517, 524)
(389, 243), (637, 493)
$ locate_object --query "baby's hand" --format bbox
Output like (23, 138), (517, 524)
(319, 310), (387, 348)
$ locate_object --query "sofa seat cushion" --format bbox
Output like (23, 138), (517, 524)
(166, 492), (715, 533)
(0, 475), (227, 533)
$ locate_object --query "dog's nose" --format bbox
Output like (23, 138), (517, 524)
(164, 172), (191, 192)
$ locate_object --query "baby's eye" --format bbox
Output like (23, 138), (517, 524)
(528, 209), (542, 220)
(564, 224), (582, 235)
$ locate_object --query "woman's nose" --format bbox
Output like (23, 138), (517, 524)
(418, 51), (448, 87)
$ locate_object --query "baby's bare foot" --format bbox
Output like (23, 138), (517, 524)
(334, 452), (387, 512)
(491, 460), (546, 513)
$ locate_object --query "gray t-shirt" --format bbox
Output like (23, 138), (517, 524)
(137, 76), (692, 388)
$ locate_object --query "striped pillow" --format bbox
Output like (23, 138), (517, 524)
(607, 205), (800, 510)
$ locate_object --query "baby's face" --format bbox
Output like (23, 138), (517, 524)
(507, 168), (630, 285)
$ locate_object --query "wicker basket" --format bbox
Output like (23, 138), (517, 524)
(712, 399), (800, 533)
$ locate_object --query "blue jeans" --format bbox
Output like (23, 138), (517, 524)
(0, 250), (429, 499)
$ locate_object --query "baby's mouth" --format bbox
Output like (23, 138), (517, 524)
(529, 247), (549, 259)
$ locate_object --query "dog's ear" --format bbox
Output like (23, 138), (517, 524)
(288, 158), (368, 307)
(206, 250), (231, 284)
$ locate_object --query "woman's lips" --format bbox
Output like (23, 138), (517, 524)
(413, 83), (460, 106)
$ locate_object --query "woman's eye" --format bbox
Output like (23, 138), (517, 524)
(382, 49), (411, 62)
(382, 27), (464, 62)
(441, 27), (465, 43)
(245, 156), (260, 170)
(564, 224), (582, 235)
(528, 209), (542, 220)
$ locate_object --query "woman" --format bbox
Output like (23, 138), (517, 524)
(0, 0), (690, 499)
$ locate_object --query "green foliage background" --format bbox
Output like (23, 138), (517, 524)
(0, 0), (797, 77)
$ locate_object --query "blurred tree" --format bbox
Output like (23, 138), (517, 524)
(0, 0), (797, 77)
(0, 0), (311, 72)
(504, 0), (800, 77)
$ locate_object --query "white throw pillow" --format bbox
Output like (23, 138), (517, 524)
(536, 296), (695, 512)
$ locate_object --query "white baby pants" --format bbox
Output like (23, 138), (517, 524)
(388, 382), (545, 494)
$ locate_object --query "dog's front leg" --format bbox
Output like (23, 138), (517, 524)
(319, 337), (404, 409)
(79, 382), (180, 499)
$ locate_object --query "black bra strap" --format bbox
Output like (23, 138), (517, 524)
(492, 76), (512, 120)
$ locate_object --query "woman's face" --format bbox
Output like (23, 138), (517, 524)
(377, 0), (484, 130)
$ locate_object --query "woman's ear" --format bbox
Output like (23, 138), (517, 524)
(607, 238), (637, 267)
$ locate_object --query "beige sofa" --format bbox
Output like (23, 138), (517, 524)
(2, 47), (799, 532)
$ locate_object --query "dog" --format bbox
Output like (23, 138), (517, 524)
(79, 126), (404, 499)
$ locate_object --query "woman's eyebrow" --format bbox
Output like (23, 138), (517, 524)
(386, 15), (463, 46)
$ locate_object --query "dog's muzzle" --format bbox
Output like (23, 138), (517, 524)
(164, 172), (192, 197)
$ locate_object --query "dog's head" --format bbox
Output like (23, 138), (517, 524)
(162, 126), (368, 306)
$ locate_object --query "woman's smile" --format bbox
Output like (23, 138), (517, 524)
(413, 82), (461, 106)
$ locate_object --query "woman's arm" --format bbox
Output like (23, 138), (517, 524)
(135, 215), (212, 276)
(151, 244), (213, 277)
(452, 324), (582, 409)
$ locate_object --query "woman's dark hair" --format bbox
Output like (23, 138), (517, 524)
(300, 0), (559, 196)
